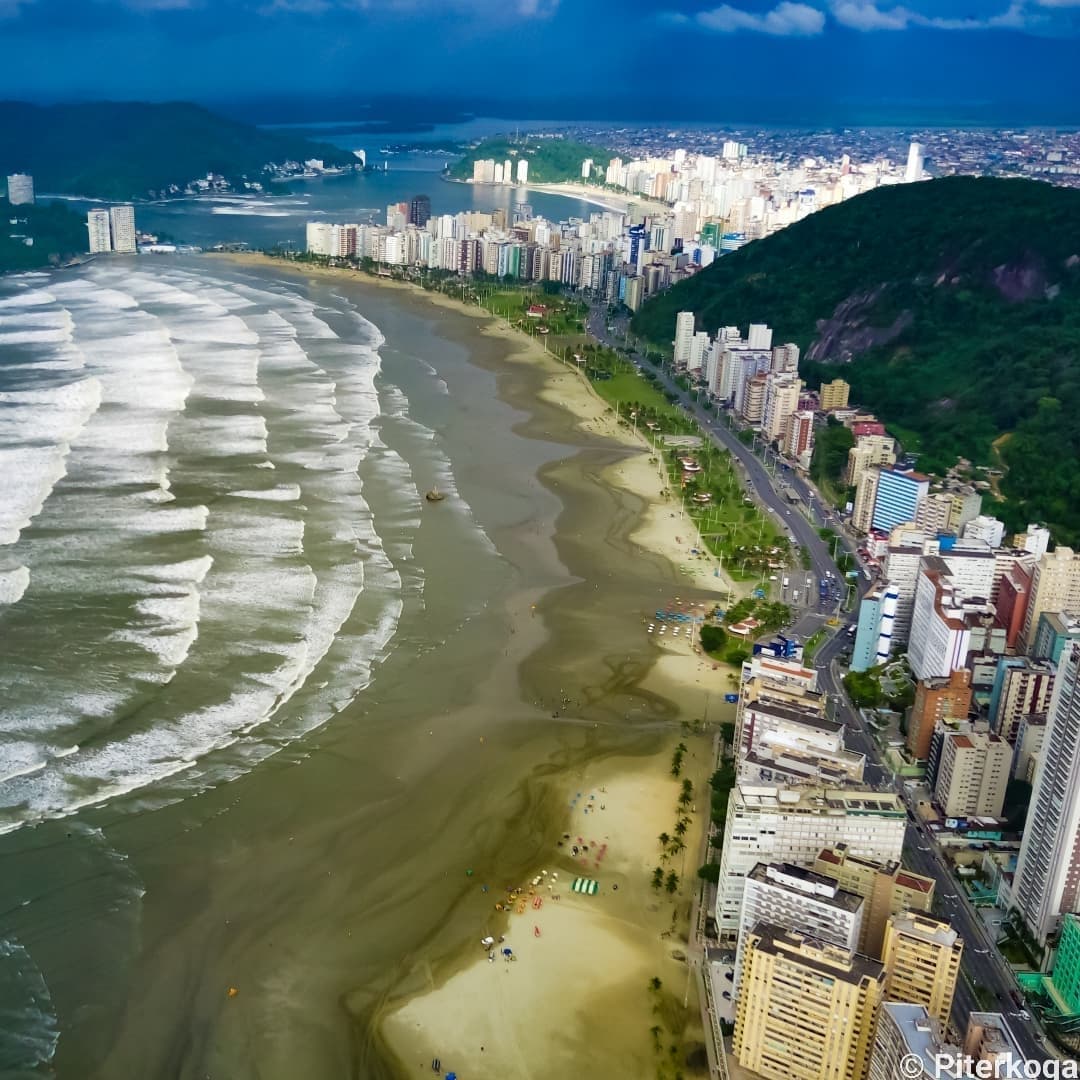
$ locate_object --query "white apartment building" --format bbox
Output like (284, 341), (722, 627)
(1012, 642), (1080, 944)
(964, 514), (1006, 548)
(516, 159), (529, 185)
(734, 862), (864, 991)
(908, 558), (971, 680)
(86, 209), (111, 254)
(715, 785), (906, 940)
(673, 310), (694, 366)
(687, 330), (710, 373)
(109, 204), (137, 253)
(6, 173), (34, 205)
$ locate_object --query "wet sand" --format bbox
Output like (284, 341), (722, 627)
(35, 254), (731, 1080)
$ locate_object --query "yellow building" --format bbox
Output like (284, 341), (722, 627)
(882, 912), (963, 1028)
(814, 844), (935, 957)
(735, 923), (885, 1080)
(820, 378), (851, 411)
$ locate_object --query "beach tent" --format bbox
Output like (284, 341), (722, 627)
(571, 877), (599, 895)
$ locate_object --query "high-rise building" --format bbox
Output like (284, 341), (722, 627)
(869, 1004), (956, 1080)
(109, 204), (137, 253)
(989, 657), (1056, 743)
(907, 668), (972, 760)
(715, 785), (906, 940)
(814, 845), (934, 957)
(86, 209), (112, 253)
(1043, 913), (1080, 1015)
(516, 159), (529, 185)
(881, 911), (962, 1027)
(734, 924), (885, 1080)
(673, 311), (694, 367)
(1012, 642), (1080, 945)
(734, 863), (864, 990)
(850, 583), (900, 673)
(1018, 524), (1052, 559)
(905, 141), (925, 183)
(1022, 546), (1080, 650)
(847, 433), (897, 490)
(407, 194), (431, 228)
(819, 378), (850, 411)
(907, 558), (972, 681)
(934, 729), (1011, 818)
(1032, 610), (1080, 665)
(964, 514), (1006, 548)
(6, 173), (34, 205)
(871, 467), (930, 533)
(784, 410), (815, 463)
(994, 564), (1032, 651)
(762, 374), (802, 442)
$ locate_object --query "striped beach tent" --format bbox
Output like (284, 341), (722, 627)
(571, 877), (599, 895)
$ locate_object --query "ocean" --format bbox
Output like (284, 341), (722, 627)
(0, 169), (667, 1078)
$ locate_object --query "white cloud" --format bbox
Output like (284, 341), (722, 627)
(696, 1), (826, 35)
(831, 0), (1037, 30)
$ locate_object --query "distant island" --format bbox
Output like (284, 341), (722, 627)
(0, 101), (360, 201)
(632, 175), (1080, 545)
(448, 135), (615, 185)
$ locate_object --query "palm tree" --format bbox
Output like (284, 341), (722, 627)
(674, 819), (688, 838)
(658, 831), (671, 849)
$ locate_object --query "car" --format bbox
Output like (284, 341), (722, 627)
(1020, 1010), (1032, 1021)
(724, 971), (734, 981)
(722, 991), (731, 1000)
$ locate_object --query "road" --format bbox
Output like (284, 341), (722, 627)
(588, 309), (1049, 1059)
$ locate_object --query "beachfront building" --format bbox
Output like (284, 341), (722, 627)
(87, 209), (111, 253)
(881, 912), (963, 1027)
(734, 924), (884, 1080)
(813, 844), (935, 958)
(734, 863), (863, 990)
(6, 173), (34, 205)
(869, 1004), (956, 1080)
(715, 785), (906, 941)
(109, 204), (137, 253)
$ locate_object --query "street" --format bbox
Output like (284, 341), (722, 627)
(590, 307), (1049, 1059)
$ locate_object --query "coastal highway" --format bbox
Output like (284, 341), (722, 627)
(586, 310), (1050, 1058)
(586, 307), (855, 606)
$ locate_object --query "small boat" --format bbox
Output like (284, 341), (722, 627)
(425, 487), (445, 503)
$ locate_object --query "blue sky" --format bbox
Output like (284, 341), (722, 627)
(1, 0), (1079, 120)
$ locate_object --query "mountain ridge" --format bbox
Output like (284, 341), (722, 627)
(0, 100), (358, 201)
(632, 176), (1080, 544)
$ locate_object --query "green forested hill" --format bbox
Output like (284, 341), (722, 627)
(0, 101), (357, 200)
(632, 177), (1080, 544)
(0, 198), (87, 271)
(448, 136), (614, 183)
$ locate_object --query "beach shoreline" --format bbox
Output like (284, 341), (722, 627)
(207, 250), (727, 1079)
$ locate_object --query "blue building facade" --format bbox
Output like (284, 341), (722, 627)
(871, 469), (929, 532)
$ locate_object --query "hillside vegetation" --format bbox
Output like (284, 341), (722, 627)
(0, 197), (88, 272)
(0, 101), (357, 201)
(632, 177), (1080, 544)
(448, 136), (613, 184)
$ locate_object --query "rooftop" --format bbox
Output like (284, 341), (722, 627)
(748, 921), (884, 986)
(748, 862), (864, 912)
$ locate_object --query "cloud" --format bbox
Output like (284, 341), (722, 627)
(694, 1), (826, 34)
(830, 0), (1036, 31)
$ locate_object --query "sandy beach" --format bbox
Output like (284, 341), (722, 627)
(197, 252), (731, 1080)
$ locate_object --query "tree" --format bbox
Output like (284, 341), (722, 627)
(658, 832), (671, 849)
(697, 862), (722, 883)
(651, 866), (665, 890)
(665, 871), (679, 894)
